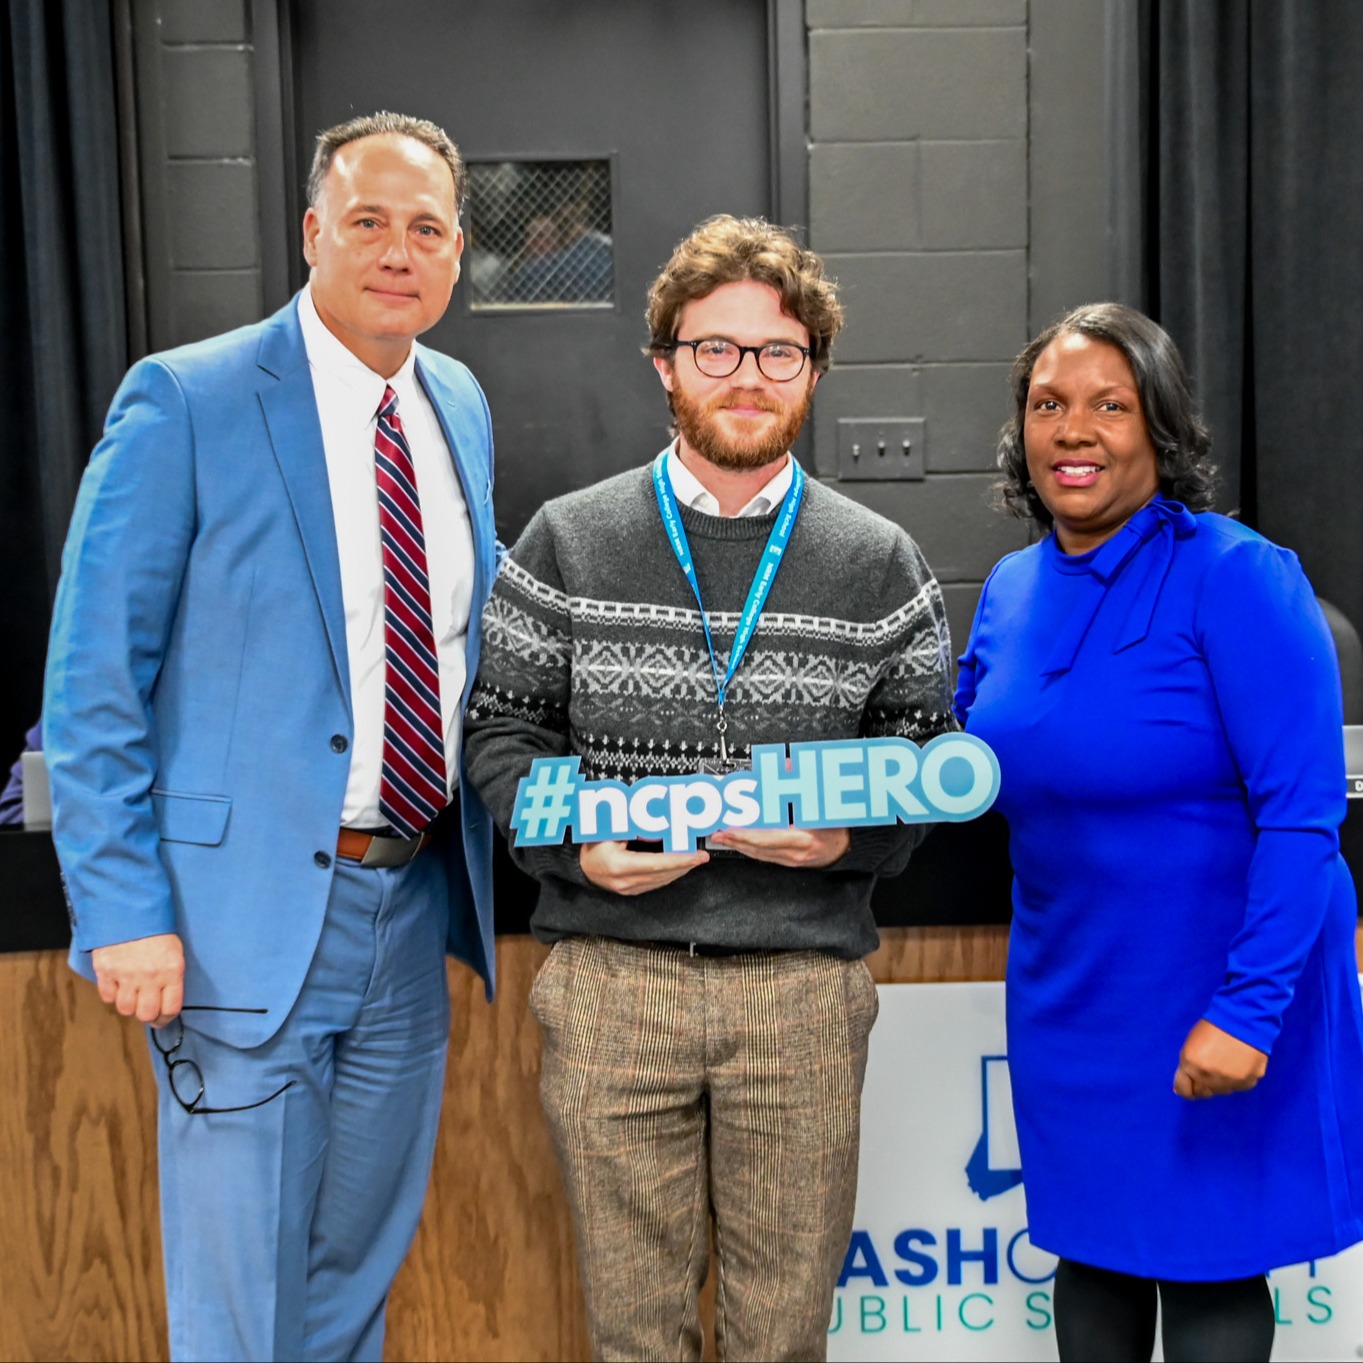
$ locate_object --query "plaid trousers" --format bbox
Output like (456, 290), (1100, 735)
(530, 935), (879, 1362)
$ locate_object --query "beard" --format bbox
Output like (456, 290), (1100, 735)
(670, 378), (813, 471)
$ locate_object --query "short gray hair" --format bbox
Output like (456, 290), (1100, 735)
(307, 111), (465, 213)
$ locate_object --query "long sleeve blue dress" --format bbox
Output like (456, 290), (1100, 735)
(955, 497), (1363, 1279)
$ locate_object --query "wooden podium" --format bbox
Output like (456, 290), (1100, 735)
(3, 815), (1356, 1362)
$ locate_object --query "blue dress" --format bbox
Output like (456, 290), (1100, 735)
(956, 498), (1363, 1279)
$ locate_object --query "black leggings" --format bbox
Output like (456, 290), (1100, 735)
(1053, 1259), (1274, 1362)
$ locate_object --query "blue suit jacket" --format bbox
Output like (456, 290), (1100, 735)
(44, 295), (498, 1047)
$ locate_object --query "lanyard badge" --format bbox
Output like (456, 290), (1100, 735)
(651, 449), (804, 774)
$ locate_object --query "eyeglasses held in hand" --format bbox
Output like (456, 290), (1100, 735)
(151, 1006), (295, 1116)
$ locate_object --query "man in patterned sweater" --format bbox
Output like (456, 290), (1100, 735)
(465, 215), (955, 1361)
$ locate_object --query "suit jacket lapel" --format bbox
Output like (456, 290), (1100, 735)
(255, 300), (350, 707)
(415, 353), (492, 695)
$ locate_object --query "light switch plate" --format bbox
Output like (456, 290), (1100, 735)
(836, 418), (926, 480)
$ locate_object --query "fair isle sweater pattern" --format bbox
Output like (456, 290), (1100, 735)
(477, 559), (952, 781)
(464, 465), (957, 955)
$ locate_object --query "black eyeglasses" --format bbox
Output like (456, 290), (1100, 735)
(666, 337), (811, 382)
(151, 1007), (295, 1115)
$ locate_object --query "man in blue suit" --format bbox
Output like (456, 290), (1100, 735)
(43, 112), (497, 1361)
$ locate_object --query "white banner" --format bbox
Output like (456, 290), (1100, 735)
(829, 983), (1363, 1361)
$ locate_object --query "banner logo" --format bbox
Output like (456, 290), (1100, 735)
(511, 734), (1001, 852)
(965, 1056), (1024, 1202)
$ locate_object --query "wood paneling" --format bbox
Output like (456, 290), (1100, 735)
(0, 952), (164, 1362)
(867, 923), (1008, 982)
(3, 925), (1360, 1361)
(388, 939), (587, 1363)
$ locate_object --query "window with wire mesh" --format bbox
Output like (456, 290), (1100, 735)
(464, 159), (614, 309)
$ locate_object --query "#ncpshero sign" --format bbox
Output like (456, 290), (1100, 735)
(510, 734), (1001, 852)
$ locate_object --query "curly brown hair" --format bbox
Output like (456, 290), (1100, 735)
(645, 216), (843, 373)
(997, 302), (1216, 529)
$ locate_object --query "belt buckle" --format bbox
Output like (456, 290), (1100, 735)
(360, 831), (427, 868)
(337, 827), (428, 868)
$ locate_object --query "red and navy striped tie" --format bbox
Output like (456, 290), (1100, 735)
(375, 385), (447, 838)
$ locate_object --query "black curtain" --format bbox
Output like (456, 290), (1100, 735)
(1, 0), (127, 763)
(1142, 0), (1363, 639)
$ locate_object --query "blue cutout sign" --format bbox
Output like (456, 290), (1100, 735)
(510, 734), (1000, 854)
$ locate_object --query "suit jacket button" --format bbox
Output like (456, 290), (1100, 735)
(314, 851), (332, 869)
(330, 734), (348, 753)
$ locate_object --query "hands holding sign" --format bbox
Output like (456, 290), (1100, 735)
(580, 841), (709, 895)
(580, 824), (852, 893)
(706, 825), (851, 867)
(544, 734), (999, 894)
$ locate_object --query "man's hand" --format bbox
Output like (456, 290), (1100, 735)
(1173, 1018), (1268, 1099)
(706, 825), (851, 868)
(91, 933), (186, 1027)
(580, 841), (708, 896)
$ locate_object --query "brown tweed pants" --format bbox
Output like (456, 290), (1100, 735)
(530, 935), (879, 1363)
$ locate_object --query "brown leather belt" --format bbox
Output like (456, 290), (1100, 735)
(336, 827), (429, 868)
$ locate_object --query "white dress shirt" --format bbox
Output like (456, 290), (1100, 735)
(665, 443), (793, 517)
(298, 285), (475, 827)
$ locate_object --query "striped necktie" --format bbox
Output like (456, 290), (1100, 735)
(375, 384), (447, 838)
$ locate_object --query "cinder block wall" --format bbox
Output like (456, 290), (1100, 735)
(121, 0), (1118, 646)
(129, 0), (263, 351)
(806, 0), (1116, 651)
(807, 0), (1030, 652)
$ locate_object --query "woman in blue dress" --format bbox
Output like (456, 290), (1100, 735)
(955, 303), (1363, 1361)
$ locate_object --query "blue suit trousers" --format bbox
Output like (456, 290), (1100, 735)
(150, 853), (451, 1362)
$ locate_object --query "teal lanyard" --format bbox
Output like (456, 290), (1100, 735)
(651, 449), (804, 760)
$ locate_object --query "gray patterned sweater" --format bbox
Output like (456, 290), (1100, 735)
(464, 464), (957, 957)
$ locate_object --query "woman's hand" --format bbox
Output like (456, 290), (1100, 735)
(1173, 1019), (1267, 1099)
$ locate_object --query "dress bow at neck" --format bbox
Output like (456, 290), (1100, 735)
(1041, 498), (1198, 676)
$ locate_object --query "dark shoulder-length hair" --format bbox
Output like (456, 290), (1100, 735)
(996, 302), (1216, 529)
